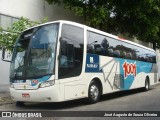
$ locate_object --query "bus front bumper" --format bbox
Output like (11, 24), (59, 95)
(10, 85), (62, 102)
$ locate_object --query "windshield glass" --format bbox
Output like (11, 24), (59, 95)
(10, 23), (59, 79)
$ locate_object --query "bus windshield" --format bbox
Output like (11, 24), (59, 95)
(10, 23), (59, 79)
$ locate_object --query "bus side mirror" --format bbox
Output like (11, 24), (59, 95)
(1, 47), (11, 62)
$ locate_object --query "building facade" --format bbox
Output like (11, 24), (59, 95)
(0, 0), (83, 91)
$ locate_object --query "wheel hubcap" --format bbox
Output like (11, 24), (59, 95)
(146, 82), (149, 89)
(90, 85), (99, 100)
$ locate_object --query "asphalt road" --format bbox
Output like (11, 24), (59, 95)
(0, 84), (160, 120)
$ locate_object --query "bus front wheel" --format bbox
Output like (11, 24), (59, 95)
(88, 81), (100, 104)
(16, 101), (25, 106)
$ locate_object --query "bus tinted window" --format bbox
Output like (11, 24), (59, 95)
(106, 37), (122, 58)
(87, 31), (122, 57)
(87, 31), (108, 56)
(87, 31), (123, 58)
(59, 24), (84, 79)
(87, 31), (156, 63)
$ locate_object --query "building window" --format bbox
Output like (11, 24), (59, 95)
(0, 14), (19, 30)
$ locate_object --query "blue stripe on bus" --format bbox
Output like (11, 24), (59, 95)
(116, 58), (152, 90)
(85, 54), (153, 90)
(31, 75), (51, 86)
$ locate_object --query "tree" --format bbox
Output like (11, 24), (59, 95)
(46, 0), (160, 48)
(0, 17), (48, 51)
(110, 0), (160, 49)
(46, 0), (113, 28)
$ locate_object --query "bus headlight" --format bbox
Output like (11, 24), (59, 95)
(39, 80), (55, 88)
(10, 83), (14, 88)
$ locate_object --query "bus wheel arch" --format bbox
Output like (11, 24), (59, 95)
(144, 76), (150, 91)
(88, 78), (102, 103)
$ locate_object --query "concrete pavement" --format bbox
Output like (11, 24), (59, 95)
(0, 91), (14, 105)
(0, 84), (13, 105)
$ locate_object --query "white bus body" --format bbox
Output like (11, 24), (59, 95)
(9, 20), (158, 103)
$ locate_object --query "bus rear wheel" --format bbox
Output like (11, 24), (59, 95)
(144, 77), (150, 91)
(88, 81), (100, 104)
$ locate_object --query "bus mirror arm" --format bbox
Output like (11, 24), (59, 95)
(1, 48), (11, 62)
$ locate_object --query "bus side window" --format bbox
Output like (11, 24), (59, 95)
(59, 40), (74, 67)
(113, 50), (120, 57)
(108, 49), (113, 57)
(87, 45), (95, 54)
(126, 53), (132, 59)
(87, 31), (110, 56)
(60, 40), (67, 66)
(59, 24), (84, 79)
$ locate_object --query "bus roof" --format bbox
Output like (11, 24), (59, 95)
(23, 20), (155, 53)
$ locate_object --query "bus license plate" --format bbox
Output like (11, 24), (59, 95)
(22, 93), (30, 98)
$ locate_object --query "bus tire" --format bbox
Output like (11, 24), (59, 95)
(144, 77), (150, 91)
(88, 81), (100, 104)
(16, 101), (25, 106)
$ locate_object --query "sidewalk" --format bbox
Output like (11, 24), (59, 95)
(0, 92), (14, 105)
(0, 84), (14, 105)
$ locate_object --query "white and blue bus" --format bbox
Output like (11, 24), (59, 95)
(5, 20), (158, 104)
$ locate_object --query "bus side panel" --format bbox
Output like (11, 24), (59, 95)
(85, 53), (157, 95)
(99, 56), (121, 93)
(147, 64), (158, 85)
(85, 54), (119, 94)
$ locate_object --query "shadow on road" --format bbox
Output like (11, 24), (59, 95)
(15, 87), (155, 110)
(100, 87), (152, 102)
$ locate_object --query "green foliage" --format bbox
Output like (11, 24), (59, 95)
(110, 0), (160, 45)
(46, 0), (112, 27)
(45, 0), (160, 47)
(0, 17), (48, 51)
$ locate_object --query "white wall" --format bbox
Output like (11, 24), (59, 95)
(0, 0), (45, 88)
(156, 49), (160, 81)
(0, 51), (10, 84)
(0, 0), (45, 21)
(0, 0), (84, 22)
